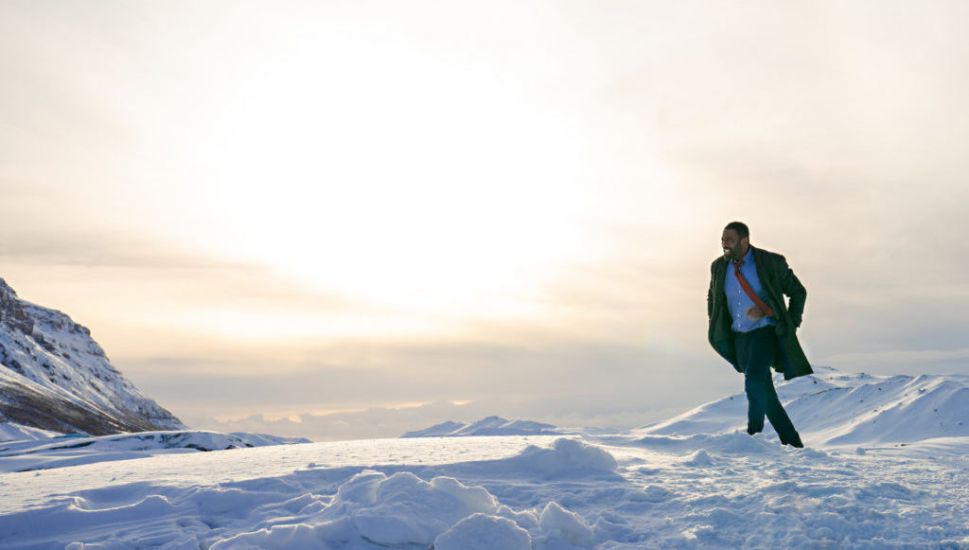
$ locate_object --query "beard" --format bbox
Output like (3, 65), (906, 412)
(723, 245), (746, 261)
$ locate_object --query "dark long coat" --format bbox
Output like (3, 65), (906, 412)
(707, 245), (813, 379)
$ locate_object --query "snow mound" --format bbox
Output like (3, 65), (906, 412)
(338, 471), (500, 547)
(402, 415), (560, 437)
(635, 367), (969, 447)
(513, 437), (618, 478)
(682, 449), (716, 467)
(182, 470), (504, 549)
(206, 470), (588, 549)
(448, 437), (618, 480)
(539, 501), (595, 547)
(434, 513), (532, 550)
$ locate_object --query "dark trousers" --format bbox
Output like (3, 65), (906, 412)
(734, 326), (800, 444)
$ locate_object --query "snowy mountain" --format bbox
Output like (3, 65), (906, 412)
(402, 416), (561, 438)
(0, 367), (967, 548)
(0, 277), (184, 436)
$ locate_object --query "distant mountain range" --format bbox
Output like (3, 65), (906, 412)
(401, 415), (561, 438)
(0, 277), (184, 436)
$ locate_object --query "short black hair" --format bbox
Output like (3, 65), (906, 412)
(724, 221), (749, 239)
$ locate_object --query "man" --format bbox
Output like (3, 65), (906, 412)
(707, 221), (812, 448)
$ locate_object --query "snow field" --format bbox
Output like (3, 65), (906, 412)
(1, 431), (967, 548)
(0, 430), (310, 474)
(1, 369), (968, 548)
(0, 437), (610, 549)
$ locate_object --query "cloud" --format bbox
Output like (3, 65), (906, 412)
(188, 400), (504, 442)
(0, 229), (242, 270)
(0, 227), (382, 317)
(820, 348), (969, 376)
(124, 332), (733, 440)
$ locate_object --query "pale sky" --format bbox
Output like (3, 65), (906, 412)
(2, 1), (968, 440)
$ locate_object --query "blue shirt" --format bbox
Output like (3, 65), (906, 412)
(724, 247), (775, 333)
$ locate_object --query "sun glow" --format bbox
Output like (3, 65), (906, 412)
(194, 38), (590, 325)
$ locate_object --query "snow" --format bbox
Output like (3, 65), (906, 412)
(435, 513), (532, 550)
(0, 422), (58, 442)
(634, 366), (969, 447)
(539, 501), (595, 548)
(206, 470), (508, 549)
(0, 368), (968, 548)
(0, 430), (310, 473)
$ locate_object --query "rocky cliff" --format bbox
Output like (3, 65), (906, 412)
(0, 277), (184, 435)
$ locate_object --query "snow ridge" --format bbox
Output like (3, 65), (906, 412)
(636, 366), (969, 446)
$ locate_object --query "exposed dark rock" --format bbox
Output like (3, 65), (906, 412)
(0, 279), (34, 335)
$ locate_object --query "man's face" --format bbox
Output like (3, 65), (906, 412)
(721, 229), (747, 261)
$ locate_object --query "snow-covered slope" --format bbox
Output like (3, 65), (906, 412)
(402, 416), (561, 438)
(0, 429), (310, 473)
(0, 277), (184, 435)
(636, 366), (969, 446)
(0, 421), (57, 442)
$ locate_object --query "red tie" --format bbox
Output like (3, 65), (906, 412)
(734, 260), (775, 317)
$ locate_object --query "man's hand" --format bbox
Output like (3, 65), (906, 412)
(746, 306), (766, 321)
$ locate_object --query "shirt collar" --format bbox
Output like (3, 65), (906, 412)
(733, 246), (753, 265)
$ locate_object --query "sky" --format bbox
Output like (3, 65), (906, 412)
(2, 1), (969, 440)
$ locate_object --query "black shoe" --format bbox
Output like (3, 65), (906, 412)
(783, 434), (804, 448)
(746, 426), (763, 436)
